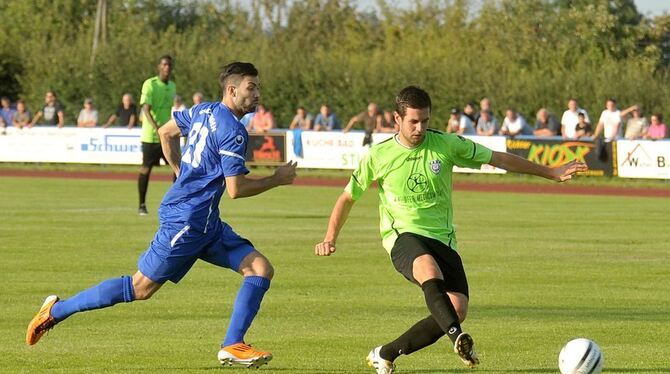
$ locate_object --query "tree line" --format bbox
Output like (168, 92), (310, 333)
(1, 0), (670, 128)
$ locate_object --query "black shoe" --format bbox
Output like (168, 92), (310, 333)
(138, 204), (148, 216)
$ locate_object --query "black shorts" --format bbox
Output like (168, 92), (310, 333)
(141, 142), (167, 167)
(390, 232), (469, 297)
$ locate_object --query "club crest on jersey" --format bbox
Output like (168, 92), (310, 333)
(235, 134), (244, 145)
(430, 159), (442, 174)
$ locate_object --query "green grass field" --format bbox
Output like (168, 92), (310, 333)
(1, 176), (669, 373)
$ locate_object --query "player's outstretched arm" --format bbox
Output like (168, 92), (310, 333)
(225, 161), (297, 199)
(489, 151), (588, 182)
(158, 119), (183, 176)
(315, 192), (356, 256)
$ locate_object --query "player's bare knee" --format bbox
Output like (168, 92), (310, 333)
(252, 258), (274, 279)
(132, 272), (161, 300)
(413, 255), (443, 284)
(239, 252), (274, 279)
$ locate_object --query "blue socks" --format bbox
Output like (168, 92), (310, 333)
(49, 273), (269, 346)
(51, 275), (135, 322)
(223, 276), (271, 346)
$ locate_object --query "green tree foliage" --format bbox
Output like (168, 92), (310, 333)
(1, 0), (669, 128)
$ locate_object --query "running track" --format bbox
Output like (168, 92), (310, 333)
(2, 169), (668, 198)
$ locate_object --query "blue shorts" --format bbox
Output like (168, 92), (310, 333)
(137, 220), (255, 284)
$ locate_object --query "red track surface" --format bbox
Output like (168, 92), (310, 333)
(2, 169), (668, 198)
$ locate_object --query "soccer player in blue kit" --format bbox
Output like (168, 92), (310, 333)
(26, 62), (297, 368)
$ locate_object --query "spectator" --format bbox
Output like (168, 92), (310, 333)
(622, 105), (648, 140)
(171, 95), (186, 119)
(645, 114), (667, 140)
(138, 54), (176, 216)
(574, 112), (592, 138)
(446, 108), (460, 133)
(561, 98), (590, 139)
(592, 98), (622, 142)
(448, 107), (475, 135)
(476, 110), (498, 136)
(104, 93), (137, 129)
(474, 97), (495, 124)
(533, 108), (560, 137)
(288, 106), (313, 130)
(247, 104), (275, 132)
(457, 104), (476, 135)
(376, 110), (396, 133)
(499, 109), (531, 136)
(313, 104), (340, 131)
(77, 98), (99, 127)
(463, 103), (476, 122)
(1, 96), (15, 126)
(12, 99), (31, 129)
(343, 102), (384, 146)
(192, 91), (204, 106)
(30, 90), (65, 128)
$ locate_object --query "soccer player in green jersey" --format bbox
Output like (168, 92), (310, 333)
(315, 86), (588, 373)
(138, 55), (177, 215)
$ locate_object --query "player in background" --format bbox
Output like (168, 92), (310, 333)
(26, 62), (298, 369)
(137, 55), (176, 216)
(315, 86), (587, 373)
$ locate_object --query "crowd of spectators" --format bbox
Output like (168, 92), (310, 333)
(444, 97), (667, 140)
(1, 93), (668, 140)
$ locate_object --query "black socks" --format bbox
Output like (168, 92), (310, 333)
(421, 278), (462, 343)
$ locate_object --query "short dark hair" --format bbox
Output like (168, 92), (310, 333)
(395, 86), (431, 117)
(158, 55), (173, 64)
(577, 112), (585, 118)
(219, 62), (258, 90)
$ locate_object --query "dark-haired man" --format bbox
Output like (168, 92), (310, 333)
(315, 86), (587, 373)
(30, 91), (65, 128)
(27, 62), (298, 369)
(137, 55), (177, 215)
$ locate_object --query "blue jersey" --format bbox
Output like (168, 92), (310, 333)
(159, 102), (249, 231)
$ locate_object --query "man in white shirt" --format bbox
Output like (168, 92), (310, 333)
(592, 98), (622, 142)
(499, 109), (531, 136)
(561, 98), (590, 139)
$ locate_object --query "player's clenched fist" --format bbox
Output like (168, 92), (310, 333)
(314, 241), (336, 256)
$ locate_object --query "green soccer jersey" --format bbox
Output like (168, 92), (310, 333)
(139, 76), (176, 143)
(345, 130), (493, 254)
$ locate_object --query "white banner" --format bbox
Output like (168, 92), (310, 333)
(286, 130), (507, 173)
(0, 126), (143, 164)
(616, 140), (670, 179)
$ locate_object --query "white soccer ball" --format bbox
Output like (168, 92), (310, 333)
(558, 338), (604, 374)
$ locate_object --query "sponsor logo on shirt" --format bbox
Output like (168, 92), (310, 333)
(406, 173), (428, 193)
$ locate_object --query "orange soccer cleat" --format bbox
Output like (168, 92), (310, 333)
(26, 295), (59, 345)
(217, 342), (273, 368)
